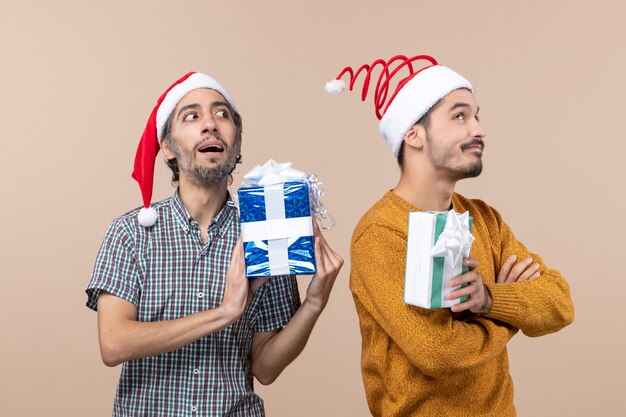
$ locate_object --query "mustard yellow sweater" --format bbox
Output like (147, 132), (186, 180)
(350, 191), (574, 417)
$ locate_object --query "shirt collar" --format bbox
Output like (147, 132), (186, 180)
(386, 190), (460, 213)
(212, 194), (237, 237)
(170, 189), (237, 235)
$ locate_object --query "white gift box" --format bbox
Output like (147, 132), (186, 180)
(404, 210), (474, 308)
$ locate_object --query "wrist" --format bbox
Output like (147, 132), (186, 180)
(216, 302), (244, 326)
(301, 298), (325, 318)
(481, 287), (493, 314)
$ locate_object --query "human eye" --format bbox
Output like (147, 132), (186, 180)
(215, 108), (230, 119)
(183, 112), (198, 122)
(453, 112), (465, 120)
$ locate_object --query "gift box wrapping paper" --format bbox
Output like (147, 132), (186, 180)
(404, 210), (474, 308)
(238, 181), (315, 277)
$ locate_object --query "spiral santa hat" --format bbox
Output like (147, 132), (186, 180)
(132, 72), (236, 227)
(325, 54), (473, 157)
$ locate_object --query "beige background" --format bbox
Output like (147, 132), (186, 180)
(1, 1), (624, 416)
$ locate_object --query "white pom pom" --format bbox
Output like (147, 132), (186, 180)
(324, 79), (346, 95)
(138, 207), (158, 227)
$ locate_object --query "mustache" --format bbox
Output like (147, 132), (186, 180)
(460, 139), (485, 150)
(193, 134), (227, 152)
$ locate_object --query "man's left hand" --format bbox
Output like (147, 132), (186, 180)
(448, 257), (491, 314)
(304, 221), (344, 314)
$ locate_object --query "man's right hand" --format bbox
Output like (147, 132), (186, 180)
(97, 237), (268, 367)
(449, 254), (541, 315)
(220, 237), (268, 322)
(497, 255), (541, 284)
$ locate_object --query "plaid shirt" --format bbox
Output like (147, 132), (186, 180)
(86, 191), (301, 417)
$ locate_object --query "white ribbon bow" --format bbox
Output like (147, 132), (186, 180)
(243, 159), (307, 186)
(431, 210), (475, 268)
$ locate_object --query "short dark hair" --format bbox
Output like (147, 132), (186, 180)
(161, 102), (243, 184)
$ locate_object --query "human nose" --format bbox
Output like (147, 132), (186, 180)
(201, 113), (217, 132)
(472, 118), (486, 139)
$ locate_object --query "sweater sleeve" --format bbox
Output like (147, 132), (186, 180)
(483, 207), (574, 337)
(351, 224), (517, 378)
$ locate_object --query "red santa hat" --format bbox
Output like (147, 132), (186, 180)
(325, 54), (473, 157)
(132, 72), (236, 227)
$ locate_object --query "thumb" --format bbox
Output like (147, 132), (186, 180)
(250, 277), (269, 293)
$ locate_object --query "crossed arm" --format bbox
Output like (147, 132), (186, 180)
(448, 209), (575, 336)
(447, 253), (542, 314)
(97, 222), (343, 384)
(351, 217), (573, 377)
(351, 225), (518, 378)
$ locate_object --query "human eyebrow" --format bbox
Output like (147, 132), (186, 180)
(448, 102), (472, 112)
(211, 101), (232, 112)
(176, 103), (201, 120)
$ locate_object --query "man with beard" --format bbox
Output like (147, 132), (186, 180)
(86, 72), (343, 417)
(325, 55), (574, 416)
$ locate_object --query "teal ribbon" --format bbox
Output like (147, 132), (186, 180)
(430, 214), (473, 308)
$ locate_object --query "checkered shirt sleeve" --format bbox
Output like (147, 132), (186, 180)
(86, 217), (139, 310)
(255, 274), (301, 333)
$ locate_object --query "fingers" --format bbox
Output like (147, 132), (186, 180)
(313, 217), (321, 236)
(229, 236), (244, 267)
(313, 219), (327, 247)
(448, 270), (480, 299)
(448, 280), (478, 301)
(450, 297), (478, 313)
(313, 235), (326, 276)
(449, 269), (480, 287)
(497, 255), (517, 283)
(452, 253), (542, 313)
(497, 255), (542, 284)
(221, 238), (251, 321)
(448, 269), (490, 314)
(463, 257), (479, 270)
(312, 220), (327, 275)
(305, 222), (344, 313)
(507, 257), (533, 282)
(517, 261), (541, 281)
(312, 219), (344, 276)
(321, 239), (344, 271)
(449, 279), (484, 313)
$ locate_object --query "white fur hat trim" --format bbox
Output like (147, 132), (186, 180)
(155, 72), (236, 141)
(379, 66), (473, 157)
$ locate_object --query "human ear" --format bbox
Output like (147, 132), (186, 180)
(160, 139), (175, 160)
(403, 124), (425, 151)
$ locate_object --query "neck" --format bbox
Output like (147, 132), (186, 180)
(393, 163), (457, 211)
(178, 176), (229, 230)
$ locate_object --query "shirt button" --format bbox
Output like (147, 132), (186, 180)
(197, 291), (204, 299)
(193, 368), (200, 375)
(191, 405), (197, 412)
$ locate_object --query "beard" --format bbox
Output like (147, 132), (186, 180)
(455, 159), (483, 179)
(426, 133), (483, 181)
(171, 136), (241, 188)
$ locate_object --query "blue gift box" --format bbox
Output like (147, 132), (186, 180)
(238, 181), (316, 277)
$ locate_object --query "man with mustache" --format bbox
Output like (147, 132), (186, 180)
(326, 55), (574, 416)
(86, 72), (343, 417)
